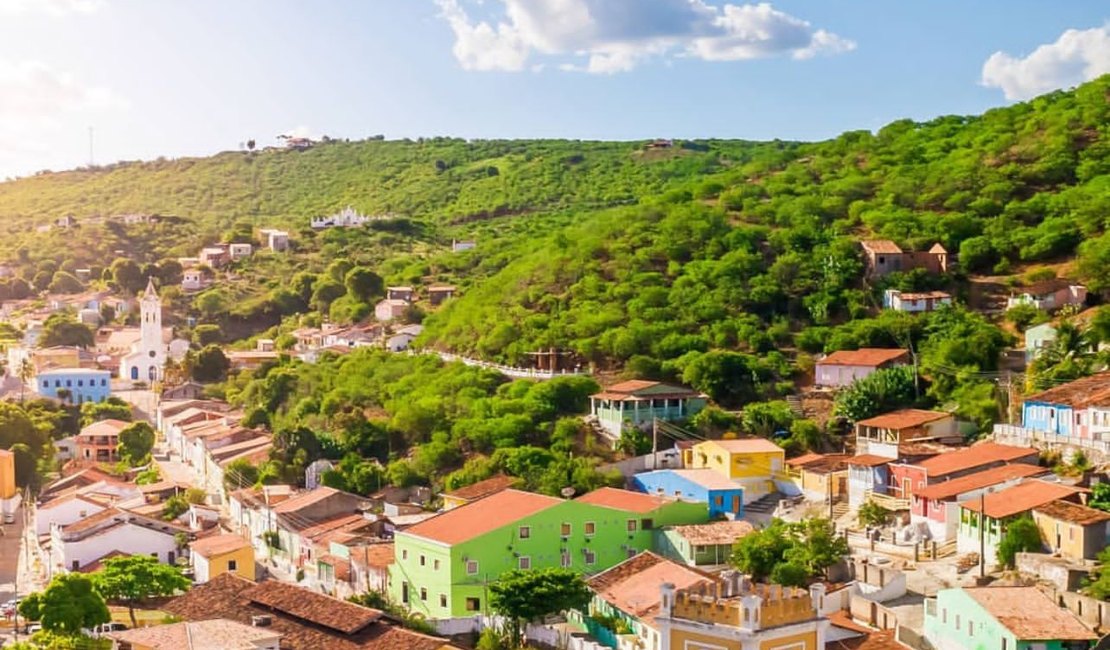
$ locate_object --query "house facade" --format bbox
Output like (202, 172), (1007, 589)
(75, 418), (129, 463)
(1032, 500), (1110, 561)
(632, 469), (744, 518)
(654, 521), (754, 567)
(1007, 280), (1088, 312)
(375, 299), (409, 322)
(854, 409), (957, 458)
(1025, 322), (1058, 363)
(861, 240), (948, 279)
(191, 533), (256, 583)
(49, 508), (190, 577)
(955, 480), (1085, 560)
(1018, 372), (1110, 441)
(814, 348), (909, 388)
(682, 439), (784, 503)
(883, 289), (953, 313)
(590, 381), (708, 442)
(910, 463), (1046, 541)
(36, 368), (111, 404)
(846, 455), (893, 508)
(924, 587), (1094, 650)
(389, 488), (708, 619)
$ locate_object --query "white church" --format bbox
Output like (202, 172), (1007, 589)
(121, 278), (169, 382)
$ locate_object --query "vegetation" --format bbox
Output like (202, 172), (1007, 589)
(116, 421), (155, 465)
(18, 573), (110, 636)
(858, 500), (891, 528)
(92, 555), (190, 627)
(489, 568), (591, 642)
(995, 515), (1043, 568)
(730, 518), (848, 586)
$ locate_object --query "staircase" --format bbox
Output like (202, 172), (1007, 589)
(745, 492), (783, 515)
(785, 395), (805, 418)
(831, 501), (851, 520)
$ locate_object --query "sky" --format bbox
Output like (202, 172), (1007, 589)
(0, 0), (1107, 179)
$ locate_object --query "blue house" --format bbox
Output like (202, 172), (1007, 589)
(632, 469), (743, 518)
(36, 368), (111, 404)
(1020, 371), (1110, 438)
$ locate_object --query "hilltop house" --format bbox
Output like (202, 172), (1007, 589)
(427, 285), (456, 306)
(682, 439), (784, 504)
(1025, 321), (1058, 363)
(589, 380), (707, 443)
(1015, 371), (1110, 441)
(258, 229), (289, 252)
(891, 441), (1039, 502)
(814, 348), (909, 387)
(75, 419), (130, 464)
(1007, 278), (1087, 312)
(924, 587), (1095, 650)
(375, 299), (410, 322)
(451, 239), (475, 252)
(312, 206), (371, 229)
(883, 289), (953, 313)
(389, 487), (708, 619)
(860, 240), (949, 279)
(854, 409), (959, 457)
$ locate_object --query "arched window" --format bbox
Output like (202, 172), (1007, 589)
(148, 365), (157, 381)
(130, 366), (139, 381)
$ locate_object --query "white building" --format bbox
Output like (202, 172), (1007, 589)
(374, 299), (409, 322)
(312, 206), (371, 229)
(181, 268), (208, 291)
(385, 324), (423, 352)
(883, 289), (952, 313)
(49, 508), (188, 577)
(121, 278), (168, 382)
(228, 243), (253, 260)
(258, 229), (289, 252)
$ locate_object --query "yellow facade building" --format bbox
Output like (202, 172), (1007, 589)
(0, 448), (15, 500)
(1032, 499), (1110, 561)
(656, 578), (828, 650)
(683, 439), (785, 503)
(190, 533), (255, 583)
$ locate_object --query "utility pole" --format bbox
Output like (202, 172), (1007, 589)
(979, 493), (986, 579)
(652, 418), (658, 470)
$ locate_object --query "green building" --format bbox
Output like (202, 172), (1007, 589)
(924, 586), (1094, 650)
(654, 520), (755, 567)
(389, 487), (709, 619)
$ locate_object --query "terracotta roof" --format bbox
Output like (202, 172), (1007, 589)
(963, 587), (1095, 641)
(894, 291), (951, 300)
(59, 506), (124, 534)
(785, 453), (851, 473)
(442, 474), (518, 502)
(77, 419), (129, 438)
(1018, 278), (1080, 297)
(827, 629), (904, 650)
(818, 348), (909, 367)
(915, 463), (1046, 501)
(272, 486), (342, 514)
(855, 409), (951, 430)
(576, 487), (676, 513)
(1026, 371), (1110, 409)
(593, 380), (704, 400)
(109, 618), (281, 650)
(350, 543), (395, 570)
(163, 574), (455, 650)
(298, 513), (373, 546)
(669, 521), (755, 546)
(847, 454), (895, 468)
(319, 553), (352, 582)
(960, 480), (1084, 519)
(588, 552), (714, 622)
(704, 438), (783, 454)
(190, 533), (251, 558)
(401, 489), (561, 545)
(915, 443), (1037, 477)
(1033, 499), (1110, 526)
(826, 610), (873, 635)
(860, 240), (903, 254)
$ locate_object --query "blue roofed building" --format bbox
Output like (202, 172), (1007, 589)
(632, 468), (744, 519)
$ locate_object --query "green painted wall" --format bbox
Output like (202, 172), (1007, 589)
(390, 497), (708, 618)
(924, 588), (1089, 650)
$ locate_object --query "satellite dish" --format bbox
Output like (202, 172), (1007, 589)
(560, 487), (576, 499)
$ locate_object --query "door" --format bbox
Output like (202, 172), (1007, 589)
(731, 495), (741, 514)
(902, 477), (912, 499)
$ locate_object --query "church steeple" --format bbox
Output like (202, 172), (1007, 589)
(143, 276), (159, 301)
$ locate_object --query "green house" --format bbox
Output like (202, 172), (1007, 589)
(924, 586), (1094, 650)
(654, 521), (755, 567)
(389, 487), (709, 619)
(589, 380), (707, 443)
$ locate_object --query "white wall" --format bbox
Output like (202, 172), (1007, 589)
(54, 523), (180, 574)
(36, 499), (106, 536)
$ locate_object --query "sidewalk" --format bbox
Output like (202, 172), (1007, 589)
(16, 506), (46, 596)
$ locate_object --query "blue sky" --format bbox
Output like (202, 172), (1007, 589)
(0, 0), (1107, 178)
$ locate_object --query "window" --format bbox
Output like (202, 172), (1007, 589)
(420, 588), (427, 601)
(941, 609), (946, 624)
(466, 560), (479, 575)
(77, 380), (83, 387)
(561, 551), (571, 568)
(466, 597), (481, 612)
(584, 522), (596, 536)
(402, 549), (408, 560)
(955, 615), (960, 630)
(66, 380), (72, 387)
(626, 519), (637, 532)
(641, 519), (654, 530)
(72, 560), (79, 570)
(518, 556), (531, 570)
(101, 379), (107, 387)
(439, 594), (447, 608)
(519, 526), (531, 539)
(968, 620), (972, 636)
(434, 559), (440, 570)
(714, 496), (723, 506)
(561, 523), (571, 536)
(228, 559), (238, 572)
(420, 555), (426, 566)
(584, 550), (596, 565)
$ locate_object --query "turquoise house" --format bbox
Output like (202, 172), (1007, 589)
(924, 586), (1094, 650)
(589, 380), (707, 443)
(1025, 322), (1057, 363)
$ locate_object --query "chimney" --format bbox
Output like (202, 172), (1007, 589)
(251, 615), (272, 627)
(809, 582), (827, 612)
(659, 583), (675, 617)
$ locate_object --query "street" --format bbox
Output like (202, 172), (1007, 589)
(0, 504), (25, 646)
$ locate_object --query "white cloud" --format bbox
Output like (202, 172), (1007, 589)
(982, 25), (1110, 100)
(0, 0), (105, 15)
(434, 0), (854, 74)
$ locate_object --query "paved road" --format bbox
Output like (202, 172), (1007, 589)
(0, 505), (25, 646)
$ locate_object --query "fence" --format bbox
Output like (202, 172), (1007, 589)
(845, 531), (955, 561)
(433, 615), (609, 650)
(993, 424), (1110, 462)
(431, 351), (588, 380)
(1044, 587), (1110, 633)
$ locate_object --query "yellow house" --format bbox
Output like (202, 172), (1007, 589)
(1032, 499), (1110, 561)
(683, 439), (784, 503)
(0, 448), (15, 500)
(783, 453), (850, 503)
(190, 533), (255, 583)
(656, 580), (828, 650)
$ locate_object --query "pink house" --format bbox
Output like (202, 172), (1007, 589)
(910, 463), (1047, 540)
(815, 348), (909, 387)
(1007, 279), (1087, 312)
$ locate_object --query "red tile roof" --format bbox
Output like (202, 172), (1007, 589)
(441, 474), (518, 502)
(588, 552), (714, 621)
(593, 380), (704, 400)
(860, 240), (903, 254)
(855, 409), (951, 430)
(77, 419), (129, 438)
(575, 487), (676, 513)
(818, 348), (909, 367)
(1026, 371), (1110, 409)
(963, 587), (1095, 641)
(915, 463), (1046, 501)
(350, 543), (395, 570)
(669, 521), (755, 546)
(272, 486), (341, 514)
(915, 443), (1037, 477)
(847, 454), (895, 468)
(960, 480), (1084, 519)
(245, 579), (381, 634)
(1033, 499), (1110, 526)
(190, 533), (251, 558)
(785, 453), (851, 473)
(401, 489), (561, 545)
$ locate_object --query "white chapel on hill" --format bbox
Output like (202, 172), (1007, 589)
(121, 278), (168, 382)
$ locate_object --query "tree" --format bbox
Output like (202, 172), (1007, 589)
(1084, 545), (1110, 600)
(730, 518), (846, 583)
(191, 345), (230, 382)
(116, 421), (155, 465)
(1028, 322), (1098, 391)
(47, 271), (83, 294)
(344, 267), (384, 302)
(192, 324), (222, 347)
(194, 289), (229, 321)
(93, 554), (190, 627)
(39, 314), (94, 348)
(858, 500), (891, 527)
(996, 515), (1043, 568)
(833, 365), (917, 422)
(489, 568), (591, 641)
(18, 573), (110, 635)
(17, 357), (33, 403)
(109, 258), (146, 294)
(161, 494), (190, 521)
(80, 398), (133, 427)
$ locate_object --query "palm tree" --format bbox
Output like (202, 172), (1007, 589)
(16, 357), (33, 404)
(1030, 322), (1099, 390)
